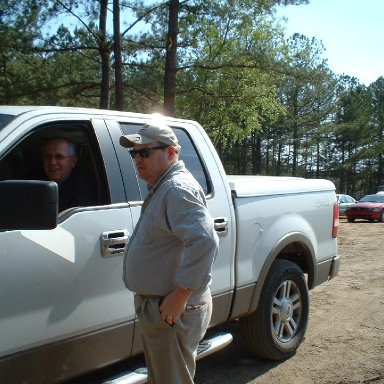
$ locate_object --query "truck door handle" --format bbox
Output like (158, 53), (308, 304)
(214, 217), (228, 237)
(100, 229), (129, 258)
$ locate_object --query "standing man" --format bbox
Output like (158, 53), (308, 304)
(120, 122), (219, 384)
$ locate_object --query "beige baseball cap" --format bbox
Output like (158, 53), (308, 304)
(120, 123), (180, 150)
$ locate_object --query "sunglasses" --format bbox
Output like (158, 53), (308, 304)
(129, 145), (168, 159)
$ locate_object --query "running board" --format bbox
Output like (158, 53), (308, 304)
(102, 332), (233, 384)
(196, 331), (233, 360)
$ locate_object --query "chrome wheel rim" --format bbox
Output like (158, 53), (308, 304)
(271, 280), (302, 343)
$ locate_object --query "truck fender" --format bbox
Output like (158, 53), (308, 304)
(248, 231), (316, 313)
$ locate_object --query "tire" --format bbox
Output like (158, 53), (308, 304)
(347, 217), (355, 222)
(239, 259), (309, 361)
(380, 211), (384, 222)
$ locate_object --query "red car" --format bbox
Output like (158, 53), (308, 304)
(345, 194), (384, 222)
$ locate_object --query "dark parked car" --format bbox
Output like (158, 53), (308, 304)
(345, 194), (384, 222)
(336, 194), (356, 216)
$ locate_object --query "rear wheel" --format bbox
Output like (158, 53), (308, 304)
(239, 259), (309, 360)
(379, 211), (384, 222)
(347, 217), (355, 222)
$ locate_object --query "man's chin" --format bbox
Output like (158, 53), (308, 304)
(137, 170), (146, 178)
(48, 175), (61, 184)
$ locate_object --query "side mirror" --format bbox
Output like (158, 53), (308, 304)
(0, 180), (58, 231)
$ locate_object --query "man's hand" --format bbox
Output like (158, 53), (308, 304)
(160, 286), (192, 325)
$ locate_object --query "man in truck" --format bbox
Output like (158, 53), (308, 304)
(120, 122), (219, 384)
(41, 137), (97, 211)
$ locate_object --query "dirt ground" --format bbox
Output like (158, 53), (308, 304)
(194, 219), (384, 384)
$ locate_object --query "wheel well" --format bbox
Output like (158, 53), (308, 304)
(248, 234), (316, 313)
(276, 241), (315, 288)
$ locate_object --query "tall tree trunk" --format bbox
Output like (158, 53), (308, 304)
(252, 133), (262, 174)
(241, 138), (247, 174)
(277, 142), (282, 176)
(377, 118), (384, 191)
(292, 92), (298, 176)
(316, 139), (320, 178)
(378, 151), (384, 192)
(113, 0), (124, 111)
(163, 0), (179, 117)
(265, 136), (271, 174)
(99, 0), (110, 109)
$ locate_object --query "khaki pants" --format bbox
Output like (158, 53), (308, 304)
(134, 289), (212, 384)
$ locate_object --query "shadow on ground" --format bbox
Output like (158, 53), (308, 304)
(66, 321), (283, 384)
(195, 321), (282, 384)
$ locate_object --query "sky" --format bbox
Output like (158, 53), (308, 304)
(276, 0), (384, 85)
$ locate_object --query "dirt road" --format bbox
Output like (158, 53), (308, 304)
(195, 220), (384, 384)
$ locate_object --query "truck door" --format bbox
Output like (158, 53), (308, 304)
(115, 119), (235, 326)
(0, 117), (137, 380)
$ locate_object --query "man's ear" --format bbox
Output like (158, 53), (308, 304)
(168, 146), (178, 158)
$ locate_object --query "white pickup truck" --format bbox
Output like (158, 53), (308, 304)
(0, 106), (340, 384)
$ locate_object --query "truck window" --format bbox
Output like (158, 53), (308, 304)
(0, 113), (15, 130)
(0, 122), (110, 211)
(119, 123), (210, 196)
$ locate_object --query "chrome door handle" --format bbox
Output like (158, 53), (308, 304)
(100, 229), (129, 257)
(214, 217), (228, 237)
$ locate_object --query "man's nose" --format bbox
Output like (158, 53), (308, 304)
(135, 156), (144, 164)
(44, 155), (59, 164)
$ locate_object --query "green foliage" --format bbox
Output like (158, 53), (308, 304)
(0, 0), (381, 195)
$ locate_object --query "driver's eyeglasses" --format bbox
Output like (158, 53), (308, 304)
(129, 145), (168, 159)
(43, 154), (74, 162)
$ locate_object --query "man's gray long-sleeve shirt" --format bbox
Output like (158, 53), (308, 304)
(123, 161), (219, 297)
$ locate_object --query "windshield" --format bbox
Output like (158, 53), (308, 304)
(0, 114), (16, 130)
(359, 195), (384, 203)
